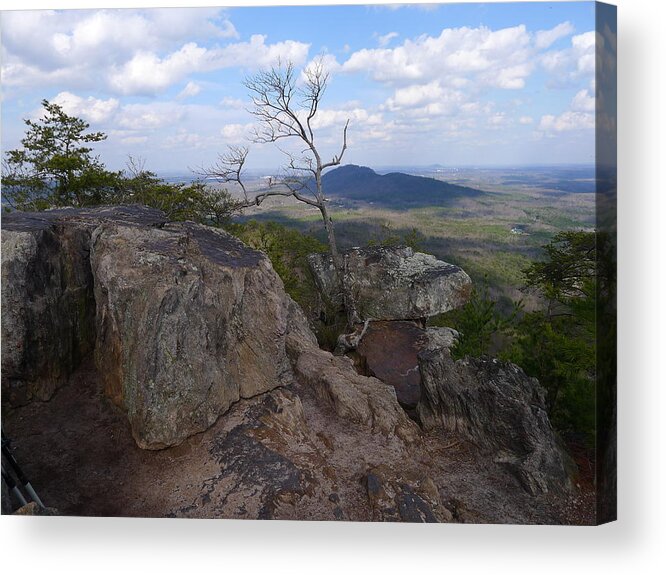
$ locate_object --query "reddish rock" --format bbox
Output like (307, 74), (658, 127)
(356, 321), (428, 410)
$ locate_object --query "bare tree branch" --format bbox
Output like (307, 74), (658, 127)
(322, 119), (350, 170)
(125, 154), (147, 178)
(192, 145), (250, 202)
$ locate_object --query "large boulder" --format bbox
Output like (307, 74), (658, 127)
(354, 321), (459, 412)
(417, 345), (574, 495)
(91, 220), (296, 449)
(308, 246), (471, 321)
(1, 206), (298, 449)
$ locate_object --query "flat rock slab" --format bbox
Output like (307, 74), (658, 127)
(1, 358), (591, 523)
(308, 246), (472, 321)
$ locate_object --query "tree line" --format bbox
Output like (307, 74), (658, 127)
(1, 99), (243, 225)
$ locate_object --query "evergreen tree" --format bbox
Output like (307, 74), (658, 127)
(3, 99), (119, 210)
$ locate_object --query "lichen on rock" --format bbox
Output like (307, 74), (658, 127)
(308, 245), (472, 322)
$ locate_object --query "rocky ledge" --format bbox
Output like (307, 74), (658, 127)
(1, 206), (588, 522)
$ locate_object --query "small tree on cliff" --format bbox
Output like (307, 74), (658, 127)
(199, 60), (359, 325)
(2, 99), (119, 210)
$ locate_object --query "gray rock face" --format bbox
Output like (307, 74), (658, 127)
(417, 348), (574, 495)
(308, 246), (472, 321)
(91, 221), (296, 449)
(1, 206), (298, 449)
(1, 207), (162, 406)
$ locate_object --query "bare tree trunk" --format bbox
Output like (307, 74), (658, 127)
(320, 207), (361, 327)
(318, 198), (339, 261)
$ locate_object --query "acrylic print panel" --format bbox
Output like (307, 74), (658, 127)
(0, 2), (616, 525)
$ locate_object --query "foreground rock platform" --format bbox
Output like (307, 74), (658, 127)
(308, 246), (472, 321)
(2, 358), (593, 522)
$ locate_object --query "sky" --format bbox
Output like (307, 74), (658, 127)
(0, 2), (598, 173)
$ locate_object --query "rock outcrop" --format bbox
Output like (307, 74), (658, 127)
(1, 206), (165, 406)
(417, 346), (574, 495)
(2, 207), (297, 448)
(90, 220), (296, 448)
(2, 206), (585, 522)
(308, 246), (472, 321)
(2, 206), (417, 451)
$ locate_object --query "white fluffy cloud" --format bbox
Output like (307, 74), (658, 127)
(488, 112), (509, 127)
(2, 9), (236, 75)
(220, 122), (255, 141)
(108, 35), (309, 95)
(540, 31), (596, 85)
(163, 130), (207, 149)
(342, 24), (533, 90)
(50, 91), (119, 123)
(535, 21), (575, 50)
(220, 97), (247, 109)
(116, 102), (186, 130)
(385, 81), (445, 109)
(178, 81), (202, 100)
(108, 43), (207, 95)
(538, 68), (596, 134)
(376, 32), (399, 48)
(384, 81), (468, 119)
(1, 10), (308, 96)
(310, 107), (383, 130)
(119, 135), (149, 146)
(571, 88), (595, 112)
(539, 111), (594, 132)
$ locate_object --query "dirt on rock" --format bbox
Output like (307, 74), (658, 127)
(2, 358), (595, 523)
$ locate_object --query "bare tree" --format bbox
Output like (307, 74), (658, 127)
(199, 60), (360, 326)
(197, 145), (251, 203)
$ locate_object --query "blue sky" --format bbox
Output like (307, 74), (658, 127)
(1, 2), (598, 173)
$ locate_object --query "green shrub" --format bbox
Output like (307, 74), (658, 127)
(225, 220), (327, 314)
(430, 279), (519, 359)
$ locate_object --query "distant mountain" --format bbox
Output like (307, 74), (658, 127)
(320, 165), (483, 208)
